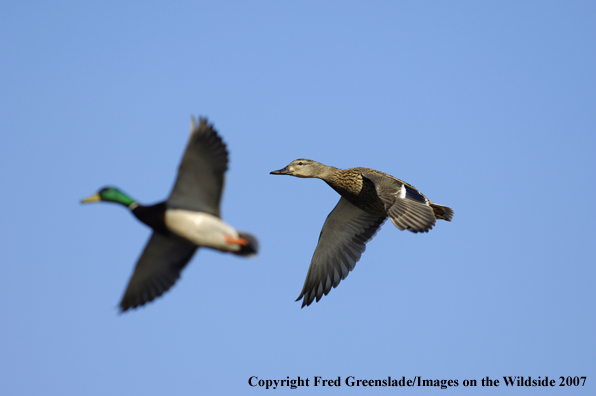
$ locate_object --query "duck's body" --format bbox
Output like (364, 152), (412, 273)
(324, 166), (453, 222)
(82, 118), (257, 312)
(164, 209), (250, 251)
(271, 159), (453, 307)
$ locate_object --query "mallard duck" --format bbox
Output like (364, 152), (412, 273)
(82, 117), (258, 312)
(270, 159), (453, 307)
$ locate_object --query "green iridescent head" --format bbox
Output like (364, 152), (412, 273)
(81, 187), (137, 208)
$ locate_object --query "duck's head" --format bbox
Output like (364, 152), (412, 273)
(270, 159), (331, 179)
(81, 187), (137, 208)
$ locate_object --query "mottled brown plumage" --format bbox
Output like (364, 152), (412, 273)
(325, 166), (452, 220)
(270, 159), (453, 307)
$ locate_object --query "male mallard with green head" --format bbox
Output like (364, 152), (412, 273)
(271, 159), (453, 307)
(82, 117), (258, 312)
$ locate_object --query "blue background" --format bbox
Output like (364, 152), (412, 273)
(1, 1), (594, 395)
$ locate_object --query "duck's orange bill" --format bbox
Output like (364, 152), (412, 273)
(224, 235), (249, 246)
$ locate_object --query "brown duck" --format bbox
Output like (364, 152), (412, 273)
(271, 159), (453, 307)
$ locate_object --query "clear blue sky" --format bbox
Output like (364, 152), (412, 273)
(1, 1), (595, 395)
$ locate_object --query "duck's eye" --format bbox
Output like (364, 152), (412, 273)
(298, 162), (303, 165)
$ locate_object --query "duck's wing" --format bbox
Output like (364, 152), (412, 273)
(119, 232), (197, 312)
(167, 118), (228, 217)
(296, 197), (386, 308)
(362, 173), (436, 233)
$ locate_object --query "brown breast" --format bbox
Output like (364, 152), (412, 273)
(324, 167), (387, 216)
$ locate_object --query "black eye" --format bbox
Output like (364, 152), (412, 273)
(298, 162), (303, 165)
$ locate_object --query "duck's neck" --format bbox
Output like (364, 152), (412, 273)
(104, 189), (139, 210)
(312, 163), (339, 180)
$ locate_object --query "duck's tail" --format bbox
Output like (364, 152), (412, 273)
(234, 232), (259, 257)
(430, 203), (454, 222)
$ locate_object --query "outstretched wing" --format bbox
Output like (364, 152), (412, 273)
(119, 232), (197, 312)
(167, 117), (228, 217)
(296, 197), (386, 307)
(363, 173), (436, 233)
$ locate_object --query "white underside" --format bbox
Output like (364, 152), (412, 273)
(164, 209), (240, 252)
